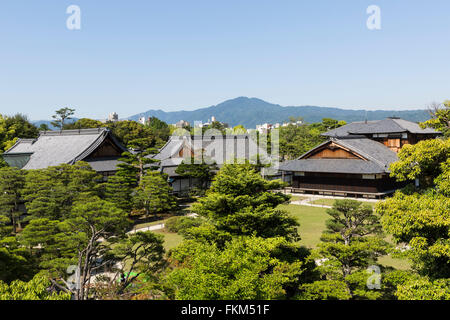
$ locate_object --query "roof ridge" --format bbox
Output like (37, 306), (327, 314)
(335, 138), (391, 170)
(39, 128), (108, 136)
(71, 129), (109, 164)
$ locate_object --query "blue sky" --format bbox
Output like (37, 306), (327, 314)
(0, 0), (449, 120)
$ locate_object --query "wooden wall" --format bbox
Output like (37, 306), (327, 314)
(292, 173), (405, 193)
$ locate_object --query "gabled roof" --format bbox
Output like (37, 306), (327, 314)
(280, 137), (398, 175)
(323, 118), (439, 137)
(150, 134), (271, 167)
(3, 128), (127, 170)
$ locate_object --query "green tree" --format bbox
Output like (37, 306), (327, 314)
(51, 107), (76, 129)
(0, 274), (71, 300)
(420, 100), (450, 137)
(0, 113), (39, 151)
(38, 123), (50, 131)
(378, 192), (450, 279)
(307, 200), (390, 299)
(175, 155), (218, 191)
(117, 138), (160, 186)
(165, 236), (311, 300)
(102, 231), (166, 298)
(0, 167), (25, 234)
(0, 236), (38, 284)
(103, 175), (134, 213)
(64, 118), (103, 130)
(377, 137), (450, 298)
(32, 198), (129, 300)
(22, 162), (101, 221)
(106, 120), (166, 149)
(133, 172), (177, 217)
(190, 163), (299, 244)
(395, 277), (450, 300)
(389, 138), (450, 188)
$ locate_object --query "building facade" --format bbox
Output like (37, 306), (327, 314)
(279, 118), (440, 198)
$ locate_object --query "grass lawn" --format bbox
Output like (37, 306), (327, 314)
(378, 255), (411, 271)
(289, 195), (310, 202)
(309, 198), (379, 209)
(278, 204), (329, 249)
(152, 229), (184, 251)
(279, 203), (411, 270)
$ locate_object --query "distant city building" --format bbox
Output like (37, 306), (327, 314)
(279, 118), (441, 198)
(256, 120), (303, 133)
(256, 123), (273, 134)
(108, 112), (119, 122)
(193, 116), (228, 129)
(175, 120), (190, 128)
(138, 117), (147, 125)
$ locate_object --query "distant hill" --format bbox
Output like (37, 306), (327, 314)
(32, 118), (79, 130)
(127, 97), (431, 128)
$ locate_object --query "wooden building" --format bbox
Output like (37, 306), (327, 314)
(279, 118), (440, 198)
(2, 128), (128, 180)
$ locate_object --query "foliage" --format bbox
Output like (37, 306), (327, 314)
(106, 120), (165, 149)
(165, 216), (203, 235)
(389, 138), (450, 187)
(103, 175), (135, 213)
(64, 118), (103, 129)
(51, 107), (75, 129)
(0, 167), (25, 233)
(165, 237), (311, 300)
(175, 155), (218, 190)
(191, 163), (299, 243)
(0, 236), (38, 284)
(22, 162), (101, 221)
(0, 113), (39, 151)
(116, 138), (160, 186)
(278, 118), (345, 160)
(396, 277), (450, 300)
(133, 172), (178, 217)
(0, 274), (71, 300)
(101, 231), (167, 298)
(297, 280), (352, 300)
(378, 191), (450, 279)
(311, 200), (390, 298)
(420, 100), (450, 137)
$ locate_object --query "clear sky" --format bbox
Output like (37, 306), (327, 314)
(0, 0), (449, 120)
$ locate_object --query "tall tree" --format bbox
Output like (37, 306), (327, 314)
(377, 137), (450, 298)
(0, 167), (25, 234)
(189, 163), (299, 245)
(302, 200), (390, 299)
(133, 172), (177, 217)
(22, 162), (101, 221)
(175, 154), (218, 192)
(117, 138), (160, 186)
(51, 107), (75, 129)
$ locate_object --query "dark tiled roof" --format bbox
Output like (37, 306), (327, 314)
(150, 134), (270, 166)
(323, 118), (439, 137)
(279, 159), (387, 174)
(4, 128), (127, 170)
(85, 158), (121, 172)
(280, 137), (398, 174)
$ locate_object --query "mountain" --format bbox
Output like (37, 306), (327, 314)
(127, 97), (431, 128)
